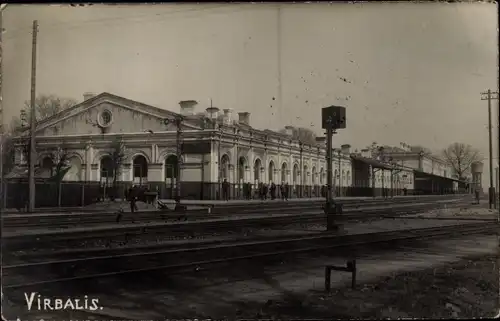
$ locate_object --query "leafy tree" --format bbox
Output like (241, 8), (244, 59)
(442, 143), (482, 180)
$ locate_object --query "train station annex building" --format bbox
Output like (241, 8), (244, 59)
(6, 92), (467, 205)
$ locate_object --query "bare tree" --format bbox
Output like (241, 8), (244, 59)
(279, 127), (317, 145)
(46, 145), (71, 207)
(110, 137), (126, 200)
(1, 134), (16, 177)
(21, 94), (77, 123)
(442, 143), (482, 180)
(48, 146), (71, 180)
(1, 131), (30, 177)
(4, 95), (77, 175)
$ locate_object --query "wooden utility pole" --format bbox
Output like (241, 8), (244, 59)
(481, 89), (499, 209)
(0, 4), (7, 254)
(28, 20), (38, 213)
(0, 5), (5, 211)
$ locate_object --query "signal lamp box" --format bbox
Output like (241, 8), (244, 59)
(322, 105), (346, 130)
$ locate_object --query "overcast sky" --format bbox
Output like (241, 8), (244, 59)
(3, 3), (499, 183)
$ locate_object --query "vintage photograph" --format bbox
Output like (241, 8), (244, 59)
(0, 2), (498, 320)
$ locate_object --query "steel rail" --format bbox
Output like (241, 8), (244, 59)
(2, 194), (469, 221)
(4, 201), (472, 256)
(3, 200), (462, 231)
(3, 201), (470, 251)
(3, 222), (496, 289)
(2, 196), (467, 225)
(9, 203), (489, 262)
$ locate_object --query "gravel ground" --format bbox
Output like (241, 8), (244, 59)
(235, 254), (499, 319)
(7, 218), (480, 260)
(3, 235), (497, 320)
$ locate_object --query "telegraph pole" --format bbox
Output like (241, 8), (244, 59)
(27, 20), (38, 213)
(0, 5), (7, 248)
(337, 149), (341, 196)
(496, 167), (498, 207)
(175, 116), (183, 210)
(0, 5), (5, 211)
(481, 89), (499, 209)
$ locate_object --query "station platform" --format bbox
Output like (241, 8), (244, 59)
(3, 194), (470, 215)
(158, 194), (468, 206)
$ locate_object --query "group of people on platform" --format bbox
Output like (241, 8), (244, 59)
(220, 180), (411, 201)
(221, 179), (291, 201)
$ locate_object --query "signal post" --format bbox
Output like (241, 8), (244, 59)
(322, 105), (346, 231)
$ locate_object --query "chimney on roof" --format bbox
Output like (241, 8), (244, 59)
(238, 112), (250, 126)
(179, 100), (198, 116)
(361, 148), (371, 158)
(83, 92), (96, 101)
(341, 144), (351, 155)
(206, 106), (220, 120)
(284, 125), (294, 137)
(223, 108), (234, 125)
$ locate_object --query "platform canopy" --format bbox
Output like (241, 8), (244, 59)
(413, 170), (467, 184)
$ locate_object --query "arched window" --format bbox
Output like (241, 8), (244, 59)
(64, 156), (82, 181)
(165, 155), (178, 180)
(238, 157), (246, 182)
(293, 164), (299, 185)
(268, 161), (275, 183)
(100, 156), (114, 185)
(133, 155), (148, 185)
(281, 163), (287, 183)
(41, 156), (54, 177)
(220, 154), (230, 180)
(254, 159), (262, 182)
(312, 166), (317, 185)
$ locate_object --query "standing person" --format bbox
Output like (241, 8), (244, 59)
(280, 182), (286, 200)
(242, 182), (247, 200)
(246, 182), (252, 200)
(129, 185), (138, 213)
(475, 189), (480, 204)
(263, 183), (269, 200)
(284, 182), (289, 201)
(222, 179), (230, 201)
(270, 182), (276, 200)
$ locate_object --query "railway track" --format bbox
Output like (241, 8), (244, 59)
(4, 201), (474, 252)
(2, 196), (469, 229)
(3, 220), (497, 289)
(2, 194), (467, 215)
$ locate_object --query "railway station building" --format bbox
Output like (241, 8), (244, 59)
(5, 92), (460, 206)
